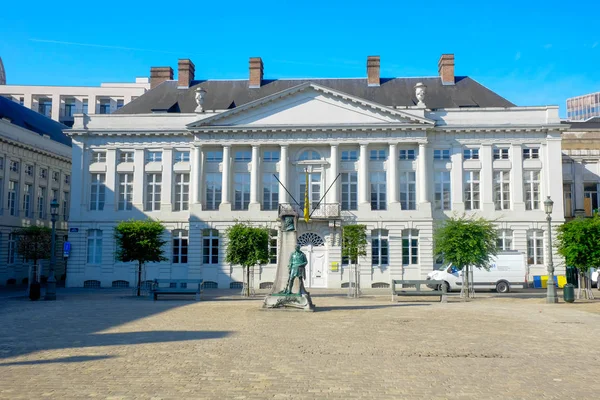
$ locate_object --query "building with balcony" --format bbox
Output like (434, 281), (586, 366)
(0, 73), (150, 127)
(64, 55), (566, 290)
(0, 96), (71, 286)
(566, 92), (600, 121)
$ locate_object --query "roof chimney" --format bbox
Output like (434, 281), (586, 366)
(177, 59), (195, 88)
(367, 56), (380, 87)
(150, 66), (174, 89)
(249, 57), (263, 88)
(438, 54), (455, 85)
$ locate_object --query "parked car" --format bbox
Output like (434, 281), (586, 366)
(592, 268), (599, 289)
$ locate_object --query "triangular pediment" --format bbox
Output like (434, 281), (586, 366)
(187, 83), (433, 129)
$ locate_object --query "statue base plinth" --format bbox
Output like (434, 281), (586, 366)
(262, 293), (315, 312)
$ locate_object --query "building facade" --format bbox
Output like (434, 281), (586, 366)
(567, 92), (600, 121)
(65, 55), (566, 290)
(0, 97), (71, 285)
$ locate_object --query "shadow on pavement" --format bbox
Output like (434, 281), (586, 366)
(317, 303), (431, 312)
(0, 355), (116, 366)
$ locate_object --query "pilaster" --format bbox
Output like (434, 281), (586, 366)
(161, 148), (173, 213)
(387, 142), (400, 212)
(451, 145), (464, 212)
(220, 145), (232, 211)
(480, 144), (494, 213)
(132, 149), (145, 209)
(329, 144), (340, 204)
(511, 144), (525, 212)
(105, 149), (116, 211)
(280, 145), (289, 204)
(358, 143), (370, 212)
(249, 144), (261, 212)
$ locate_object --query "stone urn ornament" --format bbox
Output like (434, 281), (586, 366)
(195, 87), (207, 113)
(415, 82), (427, 108)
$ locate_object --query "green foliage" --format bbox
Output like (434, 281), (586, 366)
(225, 223), (270, 268)
(556, 215), (600, 273)
(434, 215), (498, 270)
(114, 219), (168, 264)
(342, 224), (368, 264)
(15, 226), (52, 263)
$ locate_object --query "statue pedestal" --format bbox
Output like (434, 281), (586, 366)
(263, 293), (315, 312)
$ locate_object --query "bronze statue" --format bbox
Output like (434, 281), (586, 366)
(283, 245), (308, 295)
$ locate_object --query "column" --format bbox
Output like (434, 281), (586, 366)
(387, 143), (399, 208)
(450, 146), (464, 212)
(191, 145), (201, 204)
(480, 144), (494, 212)
(220, 145), (231, 211)
(249, 145), (260, 211)
(161, 149), (173, 212)
(417, 143), (430, 204)
(88, 95), (97, 114)
(511, 144), (525, 212)
(23, 93), (33, 110)
(105, 149), (117, 210)
(51, 94), (61, 121)
(358, 143), (369, 209)
(329, 144), (340, 204)
(279, 145), (289, 204)
(132, 149), (145, 209)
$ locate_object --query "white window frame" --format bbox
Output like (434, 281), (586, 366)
(234, 173), (251, 210)
(119, 151), (134, 163)
(92, 152), (106, 163)
(369, 149), (387, 161)
(40, 168), (47, 179)
(87, 229), (103, 265)
(206, 151), (223, 163)
(25, 165), (33, 176)
(9, 160), (19, 173)
(399, 171), (416, 210)
(497, 229), (513, 251)
(524, 170), (541, 210)
(90, 173), (106, 211)
(145, 173), (162, 211)
(262, 173), (279, 211)
(52, 171), (59, 183)
(299, 171), (322, 210)
(37, 186), (46, 218)
(341, 172), (358, 211)
(402, 229), (419, 265)
(62, 191), (69, 221)
(493, 148), (510, 160)
(202, 229), (219, 265)
(205, 173), (222, 210)
(464, 170), (480, 210)
(463, 148), (480, 160)
(234, 151), (251, 162)
(263, 151), (280, 162)
(146, 151), (162, 162)
(341, 150), (358, 162)
(8, 180), (18, 216)
(523, 148), (540, 160)
(434, 171), (451, 210)
(269, 229), (278, 264)
(118, 173), (134, 211)
(399, 149), (416, 160)
(172, 230), (189, 264)
(493, 170), (511, 210)
(23, 183), (31, 218)
(527, 230), (544, 265)
(434, 149), (450, 160)
(371, 229), (389, 266)
(173, 173), (190, 211)
(370, 171), (386, 210)
(174, 151), (190, 163)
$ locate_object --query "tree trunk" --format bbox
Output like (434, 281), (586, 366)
(245, 266), (250, 297)
(137, 261), (142, 297)
(460, 265), (467, 300)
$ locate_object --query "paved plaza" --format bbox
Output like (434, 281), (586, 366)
(0, 288), (599, 400)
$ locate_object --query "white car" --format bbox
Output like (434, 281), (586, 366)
(592, 268), (599, 289)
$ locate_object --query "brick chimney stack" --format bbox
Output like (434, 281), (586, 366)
(367, 56), (380, 87)
(150, 66), (174, 89)
(178, 59), (195, 88)
(249, 57), (264, 88)
(438, 54), (455, 85)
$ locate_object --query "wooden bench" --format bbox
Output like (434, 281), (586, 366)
(152, 279), (203, 301)
(391, 279), (447, 303)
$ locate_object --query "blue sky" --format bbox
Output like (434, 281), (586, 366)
(1, 0), (598, 117)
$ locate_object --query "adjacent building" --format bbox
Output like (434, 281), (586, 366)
(65, 54), (567, 290)
(0, 97), (71, 285)
(566, 92), (600, 121)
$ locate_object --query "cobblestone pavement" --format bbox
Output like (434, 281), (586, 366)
(0, 289), (599, 400)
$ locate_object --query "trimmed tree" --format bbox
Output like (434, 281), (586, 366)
(556, 215), (600, 299)
(434, 215), (498, 299)
(342, 224), (368, 298)
(225, 223), (270, 297)
(15, 226), (52, 293)
(115, 219), (168, 296)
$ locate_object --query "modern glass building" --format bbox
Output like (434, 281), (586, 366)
(567, 92), (600, 120)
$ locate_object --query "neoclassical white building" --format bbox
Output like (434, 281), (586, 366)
(65, 55), (567, 289)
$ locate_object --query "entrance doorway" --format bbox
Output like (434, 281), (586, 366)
(298, 232), (327, 288)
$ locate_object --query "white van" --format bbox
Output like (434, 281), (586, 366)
(426, 252), (527, 293)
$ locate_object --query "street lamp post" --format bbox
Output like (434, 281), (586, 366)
(45, 199), (59, 301)
(544, 196), (559, 304)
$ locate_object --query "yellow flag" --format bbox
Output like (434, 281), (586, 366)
(303, 170), (310, 222)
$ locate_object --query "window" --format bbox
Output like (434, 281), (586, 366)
(263, 173), (279, 211)
(37, 187), (46, 218)
(235, 151), (251, 162)
(52, 171), (59, 183)
(51, 189), (58, 201)
(19, 97), (24, 106)
(174, 173), (190, 211)
(118, 173), (134, 211)
(119, 151), (134, 163)
(64, 175), (70, 185)
(172, 230), (188, 264)
(402, 229), (419, 265)
(174, 151), (190, 162)
(65, 99), (76, 117)
(523, 148), (540, 159)
(370, 149), (387, 161)
(87, 229), (103, 264)
(564, 183), (573, 218)
(38, 98), (52, 117)
(299, 150), (320, 161)
(0, 157), (3, 169)
(299, 172), (321, 211)
(206, 151), (223, 162)
(8, 181), (18, 216)
(370, 172), (386, 210)
(263, 151), (280, 162)
(463, 148), (479, 160)
(116, 99), (124, 109)
(145, 173), (162, 211)
(341, 172), (358, 211)
(202, 229), (219, 265)
(434, 171), (451, 210)
(99, 100), (110, 114)
(497, 230), (513, 251)
(234, 173), (250, 210)
(371, 229), (389, 266)
(524, 170), (541, 210)
(23, 184), (31, 218)
(493, 171), (510, 210)
(464, 170), (480, 210)
(40, 168), (47, 179)
(62, 191), (69, 221)
(92, 152), (106, 163)
(493, 148), (509, 160)
(25, 165), (33, 177)
(205, 173), (222, 210)
(9, 160), (19, 173)
(399, 171), (416, 210)
(584, 183), (598, 216)
(399, 149), (416, 160)
(341, 150), (358, 161)
(527, 230), (544, 265)
(146, 151), (162, 162)
(90, 173), (106, 211)
(8, 233), (17, 264)
(82, 99), (88, 114)
(434, 149), (450, 160)
(269, 230), (278, 264)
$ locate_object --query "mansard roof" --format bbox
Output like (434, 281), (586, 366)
(116, 76), (515, 115)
